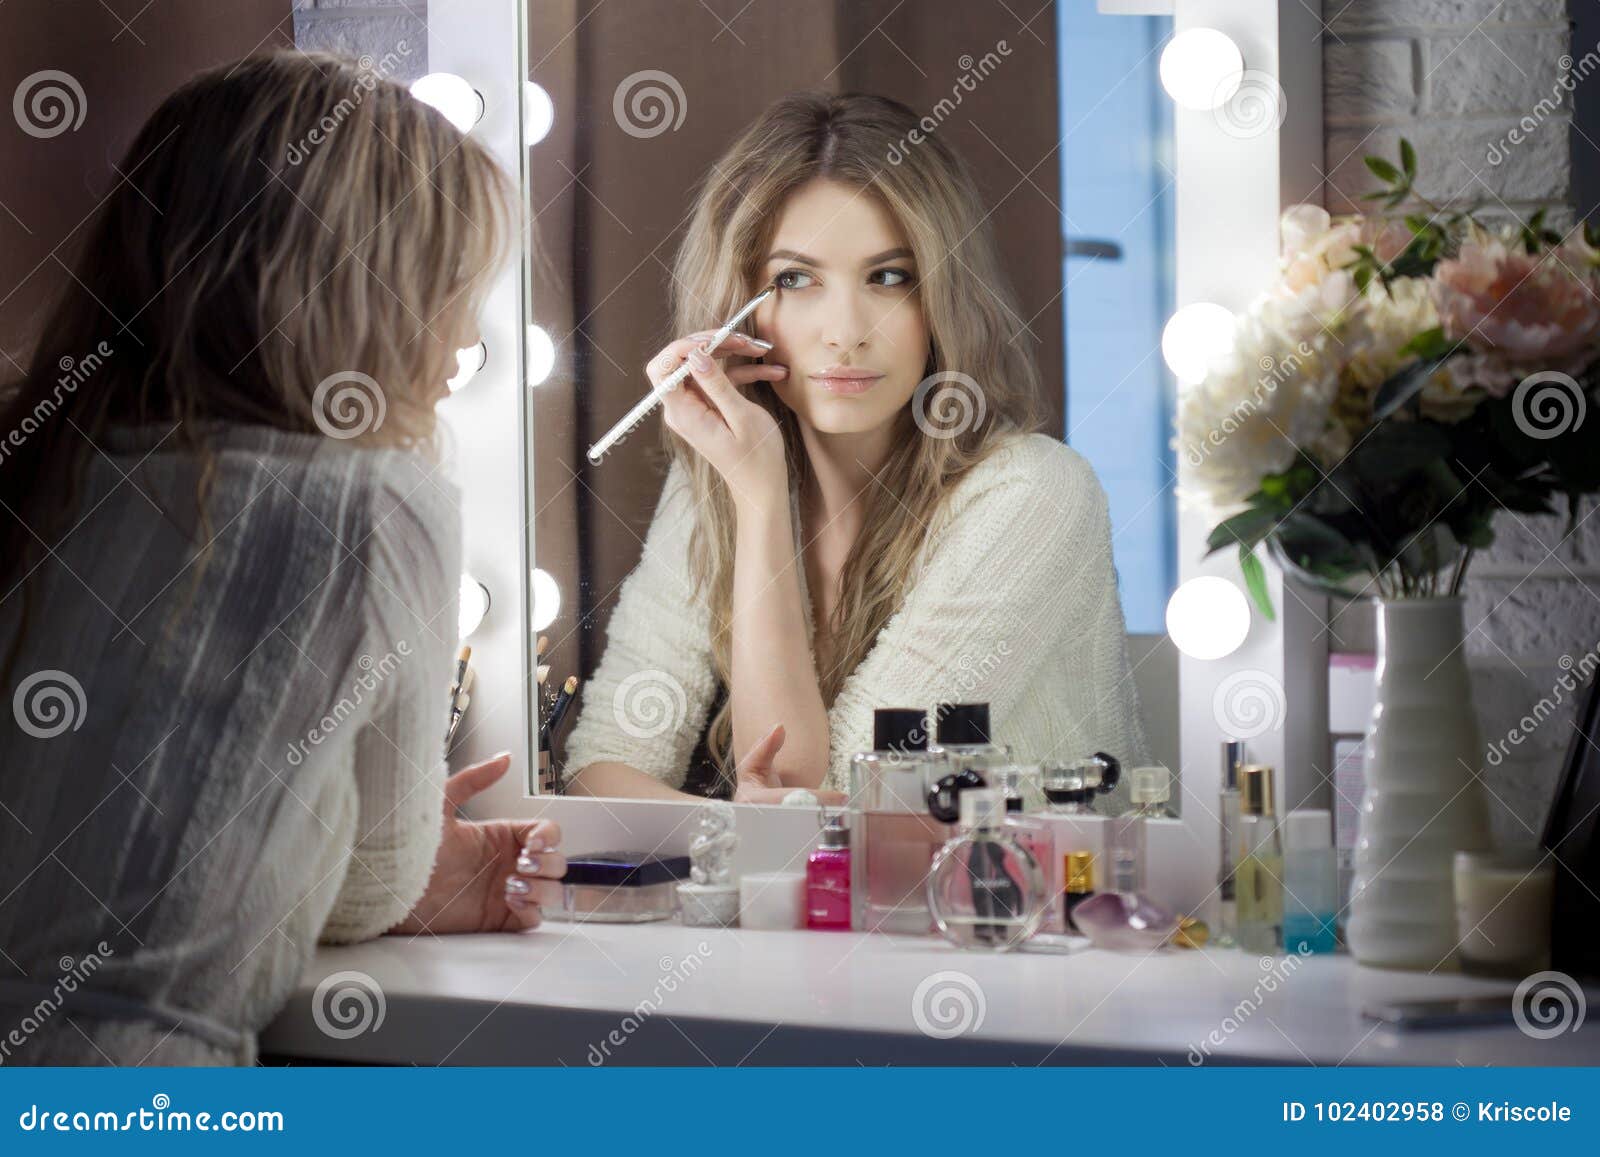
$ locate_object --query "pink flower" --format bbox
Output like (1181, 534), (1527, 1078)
(1431, 238), (1600, 364)
(1280, 207), (1412, 294)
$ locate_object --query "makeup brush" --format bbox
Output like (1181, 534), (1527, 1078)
(585, 284), (775, 464)
(547, 675), (579, 743)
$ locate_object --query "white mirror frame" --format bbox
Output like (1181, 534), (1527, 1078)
(446, 0), (1329, 925)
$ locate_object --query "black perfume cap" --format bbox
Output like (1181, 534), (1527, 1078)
(934, 702), (990, 746)
(873, 708), (928, 752)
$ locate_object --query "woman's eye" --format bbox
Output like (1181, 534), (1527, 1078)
(874, 267), (915, 288)
(774, 268), (814, 290)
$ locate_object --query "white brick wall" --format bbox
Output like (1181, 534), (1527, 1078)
(292, 0), (429, 82)
(1325, 0), (1596, 842)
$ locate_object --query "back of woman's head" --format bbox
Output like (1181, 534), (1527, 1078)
(0, 50), (514, 590)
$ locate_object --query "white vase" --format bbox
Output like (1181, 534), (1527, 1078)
(1345, 597), (1491, 970)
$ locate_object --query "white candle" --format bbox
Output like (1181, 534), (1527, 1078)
(1453, 848), (1554, 977)
(739, 871), (805, 930)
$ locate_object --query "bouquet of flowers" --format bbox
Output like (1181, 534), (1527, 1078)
(1177, 140), (1600, 611)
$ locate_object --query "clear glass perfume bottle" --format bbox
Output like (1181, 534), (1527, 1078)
(1235, 763), (1283, 953)
(1217, 740), (1245, 948)
(1042, 751), (1119, 814)
(993, 764), (1058, 932)
(927, 788), (1046, 951)
(1108, 765), (1175, 895)
(849, 708), (950, 934)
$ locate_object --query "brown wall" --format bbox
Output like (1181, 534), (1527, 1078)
(529, 0), (1065, 687)
(0, 0), (293, 366)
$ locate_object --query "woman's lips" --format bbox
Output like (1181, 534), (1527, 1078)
(812, 373), (884, 395)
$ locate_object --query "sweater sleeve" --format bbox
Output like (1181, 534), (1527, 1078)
(318, 459), (461, 945)
(824, 436), (1143, 791)
(559, 459), (717, 790)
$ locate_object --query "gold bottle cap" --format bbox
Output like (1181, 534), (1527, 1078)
(1063, 850), (1094, 892)
(1239, 763), (1276, 817)
(1170, 915), (1210, 949)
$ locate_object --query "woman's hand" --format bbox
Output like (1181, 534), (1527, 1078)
(387, 753), (567, 935)
(731, 723), (846, 806)
(654, 330), (790, 510)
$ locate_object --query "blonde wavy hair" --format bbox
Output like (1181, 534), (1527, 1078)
(665, 91), (1045, 782)
(0, 50), (515, 675)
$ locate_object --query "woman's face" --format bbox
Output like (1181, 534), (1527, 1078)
(753, 178), (930, 437)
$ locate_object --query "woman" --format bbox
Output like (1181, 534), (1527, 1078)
(0, 53), (565, 1066)
(562, 92), (1151, 804)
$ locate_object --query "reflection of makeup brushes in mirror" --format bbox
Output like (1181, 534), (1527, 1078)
(546, 676), (579, 746)
(585, 285), (775, 464)
(444, 645), (471, 751)
(536, 634), (549, 659)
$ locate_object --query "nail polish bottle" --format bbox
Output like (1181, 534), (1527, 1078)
(806, 810), (852, 930)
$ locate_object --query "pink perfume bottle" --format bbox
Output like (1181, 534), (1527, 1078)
(806, 811), (852, 929)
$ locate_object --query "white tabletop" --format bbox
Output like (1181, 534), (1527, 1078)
(259, 921), (1600, 1066)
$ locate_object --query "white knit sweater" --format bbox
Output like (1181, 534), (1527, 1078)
(562, 432), (1152, 804)
(0, 424), (458, 1065)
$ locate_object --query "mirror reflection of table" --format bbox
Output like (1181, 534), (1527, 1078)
(259, 924), (1599, 1066)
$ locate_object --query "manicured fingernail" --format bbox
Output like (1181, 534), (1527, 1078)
(505, 892), (539, 911)
(517, 853), (541, 875)
(688, 347), (712, 372)
(505, 875), (531, 896)
(524, 836), (545, 853)
(771, 365), (789, 376)
(750, 336), (774, 350)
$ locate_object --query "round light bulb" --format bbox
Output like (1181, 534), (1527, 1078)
(1166, 576), (1252, 661)
(523, 81), (554, 146)
(411, 73), (483, 133)
(448, 342), (487, 393)
(459, 574), (491, 638)
(531, 568), (560, 632)
(526, 324), (555, 387)
(1159, 28), (1245, 111)
(1162, 302), (1236, 386)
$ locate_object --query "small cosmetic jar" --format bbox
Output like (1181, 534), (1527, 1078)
(738, 871), (806, 930)
(546, 852), (691, 923)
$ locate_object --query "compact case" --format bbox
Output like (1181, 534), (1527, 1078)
(547, 852), (692, 923)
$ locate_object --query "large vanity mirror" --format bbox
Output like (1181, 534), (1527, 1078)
(517, 0), (1188, 810)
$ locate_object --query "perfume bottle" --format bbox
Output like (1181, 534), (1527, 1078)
(1062, 850), (1095, 934)
(1108, 766), (1175, 895)
(1282, 808), (1337, 953)
(849, 708), (950, 934)
(927, 788), (1047, 951)
(806, 809), (852, 930)
(1216, 739), (1245, 948)
(928, 702), (1011, 778)
(1042, 751), (1120, 814)
(1235, 763), (1283, 953)
(994, 764), (1058, 933)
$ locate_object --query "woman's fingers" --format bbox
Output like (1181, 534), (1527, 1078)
(443, 751), (511, 811)
(726, 363), (789, 387)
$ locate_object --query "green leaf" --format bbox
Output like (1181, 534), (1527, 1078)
(1365, 156), (1402, 183)
(1397, 326), (1453, 361)
(1239, 545), (1276, 622)
(1205, 505), (1280, 555)
(1372, 354), (1454, 419)
(1400, 138), (1417, 180)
